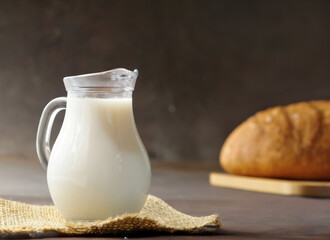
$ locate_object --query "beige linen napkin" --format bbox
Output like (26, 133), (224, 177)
(0, 195), (221, 236)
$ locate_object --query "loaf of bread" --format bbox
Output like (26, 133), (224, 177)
(220, 101), (330, 180)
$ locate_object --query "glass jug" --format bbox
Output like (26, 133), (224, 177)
(36, 68), (151, 221)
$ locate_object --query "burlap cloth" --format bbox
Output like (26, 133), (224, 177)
(0, 195), (221, 237)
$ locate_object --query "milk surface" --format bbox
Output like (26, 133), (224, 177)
(47, 97), (151, 221)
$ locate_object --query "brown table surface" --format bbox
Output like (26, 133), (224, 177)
(0, 159), (329, 240)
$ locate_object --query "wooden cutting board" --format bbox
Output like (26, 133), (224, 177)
(210, 172), (330, 197)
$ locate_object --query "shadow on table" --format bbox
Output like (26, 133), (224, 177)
(2, 228), (330, 239)
(0, 228), (223, 239)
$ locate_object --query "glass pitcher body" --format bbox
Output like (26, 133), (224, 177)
(36, 69), (151, 221)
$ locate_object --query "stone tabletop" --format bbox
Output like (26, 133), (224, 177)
(0, 159), (329, 239)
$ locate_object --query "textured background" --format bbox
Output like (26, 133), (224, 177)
(0, 0), (330, 165)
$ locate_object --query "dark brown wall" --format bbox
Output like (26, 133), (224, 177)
(0, 0), (330, 164)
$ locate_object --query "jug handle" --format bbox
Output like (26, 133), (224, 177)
(36, 97), (67, 170)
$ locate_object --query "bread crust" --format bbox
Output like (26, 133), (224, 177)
(220, 101), (330, 180)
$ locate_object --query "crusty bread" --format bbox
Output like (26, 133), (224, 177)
(220, 101), (330, 180)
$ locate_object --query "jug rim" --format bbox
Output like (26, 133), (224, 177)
(63, 68), (138, 92)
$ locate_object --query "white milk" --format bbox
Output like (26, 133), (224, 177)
(47, 97), (151, 221)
